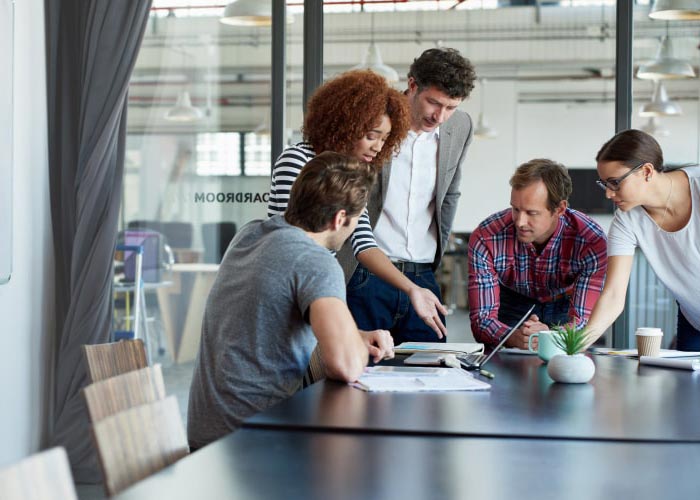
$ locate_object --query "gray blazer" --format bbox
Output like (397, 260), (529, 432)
(338, 110), (473, 282)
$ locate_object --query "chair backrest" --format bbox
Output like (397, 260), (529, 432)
(201, 222), (237, 264)
(83, 364), (166, 423)
(0, 447), (77, 500)
(128, 220), (193, 249)
(82, 339), (148, 383)
(92, 396), (189, 496)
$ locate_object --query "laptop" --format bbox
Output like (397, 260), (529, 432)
(457, 303), (536, 371)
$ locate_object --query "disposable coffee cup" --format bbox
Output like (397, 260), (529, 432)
(635, 327), (663, 358)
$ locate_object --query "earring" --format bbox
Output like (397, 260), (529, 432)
(645, 176), (650, 182)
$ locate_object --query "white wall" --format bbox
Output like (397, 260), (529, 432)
(0, 0), (53, 467)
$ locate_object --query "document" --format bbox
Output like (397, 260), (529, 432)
(351, 367), (491, 392)
(592, 348), (700, 358)
(499, 347), (537, 356)
(639, 356), (700, 371)
(394, 342), (484, 356)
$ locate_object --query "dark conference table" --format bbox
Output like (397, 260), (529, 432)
(116, 428), (700, 500)
(245, 354), (700, 442)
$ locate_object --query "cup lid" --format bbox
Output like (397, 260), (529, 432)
(635, 327), (663, 336)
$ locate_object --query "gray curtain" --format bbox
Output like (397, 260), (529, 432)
(46, 0), (152, 482)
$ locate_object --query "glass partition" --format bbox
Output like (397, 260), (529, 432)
(322, 3), (617, 342)
(626, 3), (698, 348)
(0, 0), (13, 284)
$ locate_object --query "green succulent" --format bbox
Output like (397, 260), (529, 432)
(551, 324), (589, 356)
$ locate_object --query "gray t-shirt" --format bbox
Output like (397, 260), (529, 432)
(187, 215), (346, 448)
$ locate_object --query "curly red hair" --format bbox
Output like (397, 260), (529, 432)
(303, 70), (410, 168)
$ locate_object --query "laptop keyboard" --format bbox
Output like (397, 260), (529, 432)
(458, 353), (486, 367)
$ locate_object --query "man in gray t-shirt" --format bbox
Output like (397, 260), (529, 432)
(188, 153), (394, 449)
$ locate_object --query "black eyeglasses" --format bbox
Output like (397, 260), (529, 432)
(595, 162), (645, 192)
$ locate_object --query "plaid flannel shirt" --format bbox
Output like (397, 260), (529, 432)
(468, 208), (608, 345)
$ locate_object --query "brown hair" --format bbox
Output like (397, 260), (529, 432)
(510, 159), (572, 212)
(408, 47), (476, 99)
(595, 129), (664, 172)
(285, 152), (377, 232)
(303, 70), (410, 168)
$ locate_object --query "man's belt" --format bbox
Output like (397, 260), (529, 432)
(391, 261), (433, 273)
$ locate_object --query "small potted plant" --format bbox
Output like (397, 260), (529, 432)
(547, 324), (595, 383)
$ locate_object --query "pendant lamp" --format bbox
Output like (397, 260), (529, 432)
(649, 0), (700, 20)
(639, 81), (682, 117)
(637, 35), (695, 80)
(641, 117), (671, 137)
(350, 13), (399, 83)
(220, 0), (293, 27)
(474, 79), (498, 139)
(165, 91), (204, 122)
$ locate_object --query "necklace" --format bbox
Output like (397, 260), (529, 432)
(657, 174), (674, 232)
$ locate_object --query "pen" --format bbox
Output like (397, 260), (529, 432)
(479, 368), (495, 379)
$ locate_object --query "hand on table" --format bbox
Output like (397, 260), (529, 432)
(359, 329), (395, 363)
(407, 286), (448, 339)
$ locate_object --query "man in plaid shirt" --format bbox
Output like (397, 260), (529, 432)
(468, 159), (608, 349)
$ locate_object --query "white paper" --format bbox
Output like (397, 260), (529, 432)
(351, 367), (491, 392)
(499, 348), (538, 356)
(639, 356), (700, 371)
(592, 348), (700, 358)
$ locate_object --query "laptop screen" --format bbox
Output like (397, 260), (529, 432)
(479, 303), (537, 367)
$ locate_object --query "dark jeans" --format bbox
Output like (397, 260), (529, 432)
(497, 286), (569, 329)
(346, 264), (446, 344)
(677, 305), (700, 351)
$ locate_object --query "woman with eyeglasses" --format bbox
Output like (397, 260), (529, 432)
(582, 129), (700, 350)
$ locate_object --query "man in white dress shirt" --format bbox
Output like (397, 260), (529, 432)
(342, 48), (475, 344)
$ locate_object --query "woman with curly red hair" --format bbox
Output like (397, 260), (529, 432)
(268, 70), (446, 338)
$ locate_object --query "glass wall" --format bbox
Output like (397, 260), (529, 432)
(322, 2), (617, 342)
(121, 0), (694, 387)
(121, 1), (303, 377)
(628, 3), (699, 348)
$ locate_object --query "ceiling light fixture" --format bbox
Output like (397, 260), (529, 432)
(474, 79), (498, 139)
(351, 13), (399, 83)
(641, 116), (671, 137)
(220, 0), (293, 27)
(165, 91), (204, 122)
(639, 81), (682, 117)
(649, 0), (700, 20)
(637, 34), (695, 80)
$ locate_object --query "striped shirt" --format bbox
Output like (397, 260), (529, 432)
(267, 142), (378, 256)
(468, 208), (608, 345)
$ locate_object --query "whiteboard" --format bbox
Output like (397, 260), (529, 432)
(0, 0), (13, 284)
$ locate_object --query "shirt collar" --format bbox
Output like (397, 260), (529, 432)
(409, 126), (440, 141)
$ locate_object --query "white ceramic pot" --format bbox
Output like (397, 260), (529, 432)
(547, 353), (595, 384)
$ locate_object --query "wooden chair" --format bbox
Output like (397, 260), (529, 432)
(302, 346), (327, 387)
(92, 395), (189, 496)
(83, 364), (166, 423)
(82, 339), (148, 383)
(0, 447), (77, 500)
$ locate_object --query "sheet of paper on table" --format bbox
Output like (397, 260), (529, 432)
(639, 356), (700, 371)
(351, 366), (491, 392)
(592, 348), (700, 358)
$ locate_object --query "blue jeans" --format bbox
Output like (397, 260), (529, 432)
(677, 305), (700, 351)
(497, 286), (569, 329)
(346, 264), (446, 344)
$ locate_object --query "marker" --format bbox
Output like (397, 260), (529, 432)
(479, 368), (495, 379)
